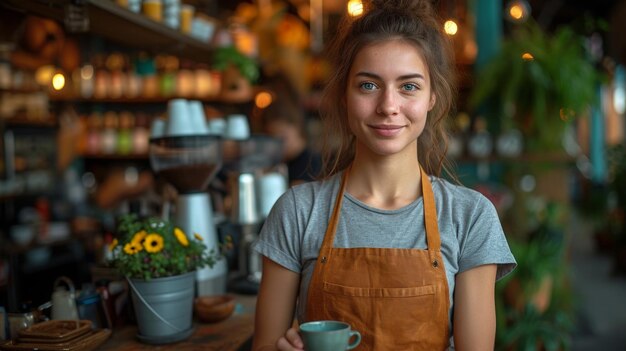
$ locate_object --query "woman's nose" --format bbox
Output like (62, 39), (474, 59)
(376, 89), (399, 116)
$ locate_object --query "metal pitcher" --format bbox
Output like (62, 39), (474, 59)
(51, 276), (79, 320)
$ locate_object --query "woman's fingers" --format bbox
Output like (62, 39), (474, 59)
(276, 337), (304, 351)
(286, 328), (304, 348)
(275, 328), (304, 350)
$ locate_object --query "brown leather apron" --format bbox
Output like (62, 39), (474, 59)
(305, 167), (450, 350)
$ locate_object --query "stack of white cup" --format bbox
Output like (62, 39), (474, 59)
(187, 100), (210, 134)
(164, 99), (209, 136)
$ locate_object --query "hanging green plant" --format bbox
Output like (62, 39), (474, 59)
(470, 20), (604, 151)
(212, 46), (260, 84)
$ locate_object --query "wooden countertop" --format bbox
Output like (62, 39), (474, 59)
(99, 294), (256, 351)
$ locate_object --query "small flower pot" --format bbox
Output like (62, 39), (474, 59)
(128, 271), (196, 344)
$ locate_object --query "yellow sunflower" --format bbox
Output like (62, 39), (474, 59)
(193, 233), (203, 241)
(123, 242), (142, 255)
(174, 227), (189, 247)
(131, 230), (147, 245)
(108, 238), (118, 252)
(143, 234), (164, 253)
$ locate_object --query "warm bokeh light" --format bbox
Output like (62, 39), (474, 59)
(81, 64), (94, 80)
(35, 65), (56, 86)
(52, 73), (66, 90)
(255, 91), (273, 109)
(347, 0), (363, 17)
(509, 5), (524, 20)
(464, 40), (478, 61)
(444, 20), (458, 36)
(505, 0), (531, 23)
(234, 30), (257, 57)
(521, 52), (534, 61)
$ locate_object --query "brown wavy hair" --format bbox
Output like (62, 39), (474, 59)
(318, 0), (457, 178)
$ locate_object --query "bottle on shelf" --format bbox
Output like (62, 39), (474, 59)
(132, 113), (150, 155)
(100, 111), (119, 155)
(117, 111), (134, 155)
(106, 52), (127, 99)
(157, 54), (178, 98)
(86, 112), (103, 155)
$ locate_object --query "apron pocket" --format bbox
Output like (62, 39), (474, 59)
(321, 282), (441, 350)
(323, 282), (436, 298)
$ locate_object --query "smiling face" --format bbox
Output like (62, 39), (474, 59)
(346, 39), (435, 161)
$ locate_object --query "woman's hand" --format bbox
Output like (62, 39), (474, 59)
(275, 327), (304, 351)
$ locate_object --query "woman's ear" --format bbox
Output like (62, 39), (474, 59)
(429, 93), (436, 111)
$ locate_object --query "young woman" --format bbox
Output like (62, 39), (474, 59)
(252, 0), (516, 350)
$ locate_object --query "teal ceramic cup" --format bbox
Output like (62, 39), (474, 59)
(299, 320), (361, 351)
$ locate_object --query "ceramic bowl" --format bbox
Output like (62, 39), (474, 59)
(194, 294), (235, 323)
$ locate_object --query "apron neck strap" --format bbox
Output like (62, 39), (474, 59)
(320, 166), (442, 255)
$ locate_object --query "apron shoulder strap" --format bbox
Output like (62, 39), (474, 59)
(318, 170), (349, 256)
(420, 167), (442, 264)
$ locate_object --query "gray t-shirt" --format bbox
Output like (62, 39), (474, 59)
(253, 171), (516, 333)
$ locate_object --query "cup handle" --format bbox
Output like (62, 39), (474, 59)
(346, 330), (361, 350)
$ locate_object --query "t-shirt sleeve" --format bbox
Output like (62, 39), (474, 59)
(458, 195), (516, 280)
(251, 189), (302, 273)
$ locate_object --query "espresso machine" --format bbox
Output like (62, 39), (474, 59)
(219, 135), (285, 294)
(149, 135), (228, 296)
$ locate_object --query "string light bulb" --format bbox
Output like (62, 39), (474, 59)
(505, 0), (531, 23)
(444, 19), (458, 36)
(52, 72), (66, 91)
(347, 0), (363, 17)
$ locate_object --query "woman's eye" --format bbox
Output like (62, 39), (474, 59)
(401, 83), (419, 92)
(360, 82), (376, 91)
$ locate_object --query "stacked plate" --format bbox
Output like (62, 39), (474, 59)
(0, 320), (111, 351)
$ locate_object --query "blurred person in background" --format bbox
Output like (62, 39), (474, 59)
(260, 77), (321, 186)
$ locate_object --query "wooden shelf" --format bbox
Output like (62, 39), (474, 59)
(80, 153), (148, 160)
(0, 87), (45, 94)
(49, 95), (220, 104)
(2, 0), (214, 62)
(2, 118), (56, 128)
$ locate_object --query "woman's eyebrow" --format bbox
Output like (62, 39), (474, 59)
(355, 71), (426, 81)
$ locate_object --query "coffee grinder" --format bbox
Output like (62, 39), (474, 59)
(220, 135), (284, 294)
(149, 135), (228, 296)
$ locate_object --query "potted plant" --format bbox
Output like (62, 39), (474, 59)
(212, 46), (259, 103)
(469, 20), (602, 152)
(108, 214), (226, 344)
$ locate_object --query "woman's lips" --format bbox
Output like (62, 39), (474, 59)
(370, 124), (404, 137)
